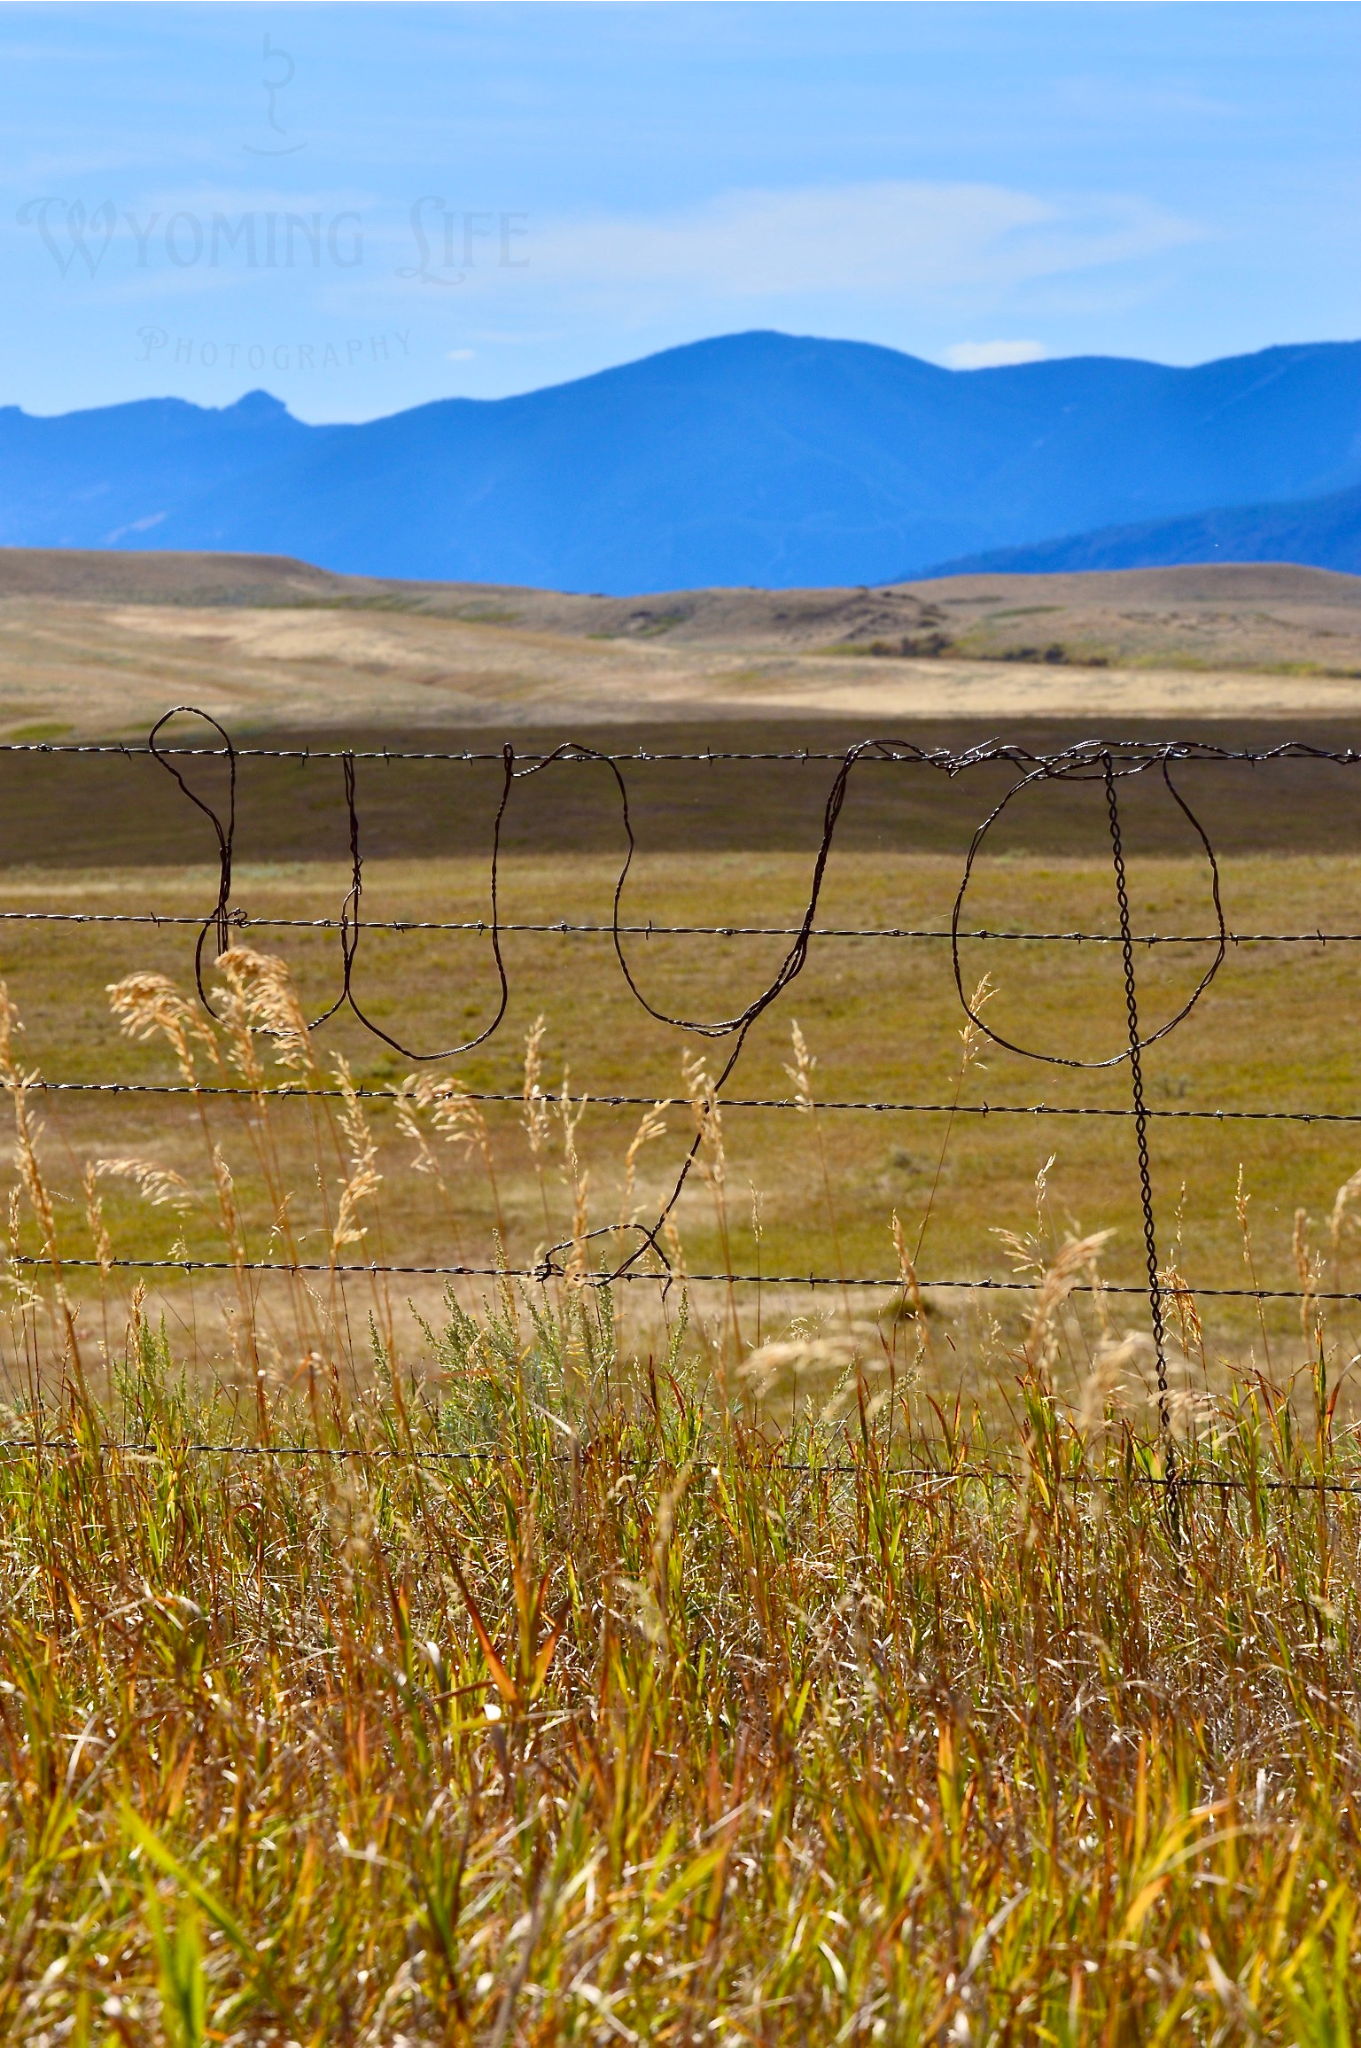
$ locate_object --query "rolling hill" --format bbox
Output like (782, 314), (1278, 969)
(4, 332), (1361, 590)
(4, 551), (1361, 745)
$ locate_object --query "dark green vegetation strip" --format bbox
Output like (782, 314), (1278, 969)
(8, 718), (1361, 867)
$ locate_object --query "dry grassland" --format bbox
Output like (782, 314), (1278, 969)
(2, 679), (1361, 1401)
(5, 555), (1361, 2041)
(3, 893), (1361, 2043)
(4, 842), (1361, 1380)
(5, 553), (1361, 740)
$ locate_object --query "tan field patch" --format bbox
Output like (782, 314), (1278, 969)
(3, 551), (1361, 739)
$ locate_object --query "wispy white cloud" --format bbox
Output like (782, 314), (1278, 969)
(532, 181), (1201, 306)
(943, 339), (1048, 369)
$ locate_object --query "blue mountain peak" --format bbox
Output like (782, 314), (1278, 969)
(223, 389), (292, 419)
(2, 331), (1360, 586)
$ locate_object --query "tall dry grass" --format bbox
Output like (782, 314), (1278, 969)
(0, 952), (1359, 2043)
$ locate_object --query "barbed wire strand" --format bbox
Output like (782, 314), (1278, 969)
(5, 1251), (1356, 1301)
(20, 1079), (1361, 1122)
(2, 907), (1360, 946)
(0, 1435), (1354, 1495)
(1105, 752), (1177, 1531)
(10, 712), (1361, 1511)
(12, 736), (1361, 764)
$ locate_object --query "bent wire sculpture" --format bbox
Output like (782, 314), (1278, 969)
(12, 706), (1360, 1518)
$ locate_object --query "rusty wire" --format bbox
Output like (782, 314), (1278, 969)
(11, 708), (1361, 1510)
(0, 1434), (1354, 1496)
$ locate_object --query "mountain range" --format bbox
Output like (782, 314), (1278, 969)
(3, 330), (1361, 590)
(930, 477), (1361, 577)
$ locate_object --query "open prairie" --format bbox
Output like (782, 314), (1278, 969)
(5, 550), (1361, 739)
(7, 554), (1361, 2042)
(2, 700), (1361, 1382)
(5, 842), (1361, 1359)
(4, 553), (1361, 1372)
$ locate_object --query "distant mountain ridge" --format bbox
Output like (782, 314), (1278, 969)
(4, 331), (1361, 590)
(927, 478), (1361, 578)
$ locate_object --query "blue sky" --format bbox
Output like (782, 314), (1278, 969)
(3, 2), (1360, 420)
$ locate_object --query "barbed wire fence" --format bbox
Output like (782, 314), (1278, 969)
(7, 704), (1361, 1511)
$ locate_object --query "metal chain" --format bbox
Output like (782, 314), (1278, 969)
(1104, 753), (1178, 1533)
